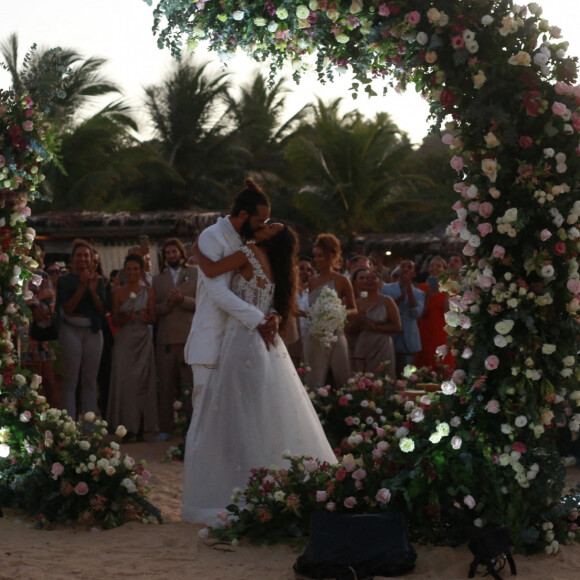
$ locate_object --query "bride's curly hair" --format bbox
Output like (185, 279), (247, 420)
(258, 225), (299, 333)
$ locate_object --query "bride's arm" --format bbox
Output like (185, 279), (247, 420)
(192, 243), (248, 278)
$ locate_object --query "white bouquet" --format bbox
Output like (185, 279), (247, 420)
(307, 286), (348, 349)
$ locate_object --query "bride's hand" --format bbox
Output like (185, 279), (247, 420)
(257, 313), (280, 350)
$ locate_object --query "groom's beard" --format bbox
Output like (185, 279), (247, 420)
(240, 218), (256, 242)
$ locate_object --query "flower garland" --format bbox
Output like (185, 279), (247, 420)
(150, 1), (580, 553)
(0, 87), (161, 528)
(307, 286), (348, 348)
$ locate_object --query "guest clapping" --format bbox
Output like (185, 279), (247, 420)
(57, 240), (106, 419)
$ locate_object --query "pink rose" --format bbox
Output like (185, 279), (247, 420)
(540, 229), (552, 241)
(463, 495), (476, 509)
(0, 154), (5, 168)
(326, 501), (336, 511)
(378, 4), (390, 17)
(21, 120), (34, 131)
(567, 279), (580, 294)
(74, 482), (89, 496)
(375, 426), (386, 437)
(451, 199), (464, 210)
(484, 355), (500, 370)
(407, 11), (420, 24)
(442, 133), (454, 145)
(345, 416), (355, 426)
(338, 396), (349, 406)
(512, 441), (527, 453)
(335, 469), (347, 482)
(376, 441), (389, 452)
(450, 155), (464, 171)
(461, 347), (473, 359)
(375, 488), (392, 503)
(552, 101), (568, 116)
(467, 201), (480, 212)
(554, 242), (566, 256)
(316, 490), (328, 502)
(450, 218), (466, 234)
(462, 244), (475, 256)
(435, 344), (449, 357)
(451, 35), (465, 49)
(304, 459), (319, 473)
(478, 202), (494, 218)
(344, 496), (357, 508)
(486, 399), (501, 413)
(51, 462), (64, 478)
(518, 136), (533, 148)
(478, 223), (493, 237)
(555, 81), (572, 95)
(492, 245), (505, 259)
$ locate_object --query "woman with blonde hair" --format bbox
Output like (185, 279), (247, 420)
(304, 234), (357, 388)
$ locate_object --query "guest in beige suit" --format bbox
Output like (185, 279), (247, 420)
(153, 238), (198, 439)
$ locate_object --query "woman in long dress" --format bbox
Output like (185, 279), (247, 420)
(349, 269), (402, 380)
(415, 256), (455, 371)
(184, 223), (336, 525)
(107, 254), (158, 441)
(303, 234), (357, 389)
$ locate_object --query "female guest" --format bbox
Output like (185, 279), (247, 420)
(107, 254), (158, 440)
(349, 270), (401, 379)
(415, 256), (454, 371)
(57, 240), (106, 419)
(351, 267), (370, 298)
(303, 234), (357, 389)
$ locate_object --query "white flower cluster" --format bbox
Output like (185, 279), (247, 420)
(307, 287), (347, 349)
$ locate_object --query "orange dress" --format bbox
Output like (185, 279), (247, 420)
(414, 283), (455, 371)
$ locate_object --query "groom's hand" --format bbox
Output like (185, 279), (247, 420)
(258, 313), (280, 350)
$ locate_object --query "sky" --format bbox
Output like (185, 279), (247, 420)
(1, 1), (580, 144)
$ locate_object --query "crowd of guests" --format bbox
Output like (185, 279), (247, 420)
(21, 237), (197, 442)
(21, 231), (463, 440)
(285, 235), (464, 387)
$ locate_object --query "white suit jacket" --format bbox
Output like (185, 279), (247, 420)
(184, 216), (264, 366)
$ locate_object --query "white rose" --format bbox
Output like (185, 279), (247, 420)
(495, 319), (515, 335)
(542, 344), (556, 355)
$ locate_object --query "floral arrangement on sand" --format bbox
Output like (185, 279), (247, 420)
(0, 65), (160, 529)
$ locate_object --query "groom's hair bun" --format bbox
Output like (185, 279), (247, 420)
(231, 178), (271, 217)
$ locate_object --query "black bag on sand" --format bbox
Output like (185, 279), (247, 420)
(294, 512), (417, 579)
(467, 526), (516, 580)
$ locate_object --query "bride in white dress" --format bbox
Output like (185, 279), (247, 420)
(183, 223), (337, 525)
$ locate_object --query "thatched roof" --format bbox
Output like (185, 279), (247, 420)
(29, 210), (223, 242)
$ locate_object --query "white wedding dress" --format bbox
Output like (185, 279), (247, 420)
(182, 246), (336, 526)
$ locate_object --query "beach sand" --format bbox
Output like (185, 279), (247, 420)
(1, 439), (579, 580)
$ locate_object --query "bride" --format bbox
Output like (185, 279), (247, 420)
(182, 222), (336, 526)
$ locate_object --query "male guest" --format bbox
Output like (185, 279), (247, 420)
(380, 259), (425, 376)
(152, 238), (198, 439)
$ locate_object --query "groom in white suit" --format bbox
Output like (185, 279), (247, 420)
(182, 180), (278, 522)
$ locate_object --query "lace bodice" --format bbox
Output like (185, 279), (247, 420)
(230, 245), (274, 315)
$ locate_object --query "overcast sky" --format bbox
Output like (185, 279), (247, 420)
(1, 1), (579, 144)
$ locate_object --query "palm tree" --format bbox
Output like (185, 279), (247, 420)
(143, 58), (235, 209)
(225, 71), (310, 187)
(1, 33), (122, 129)
(284, 98), (432, 239)
(42, 101), (182, 211)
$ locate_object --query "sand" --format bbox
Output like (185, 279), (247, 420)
(1, 439), (579, 580)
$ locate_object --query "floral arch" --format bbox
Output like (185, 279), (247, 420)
(0, 0), (579, 552)
(147, 0), (580, 551)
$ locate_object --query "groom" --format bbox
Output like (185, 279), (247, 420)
(182, 179), (279, 522)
